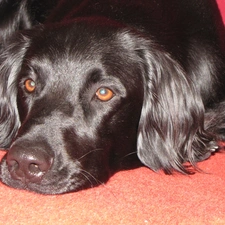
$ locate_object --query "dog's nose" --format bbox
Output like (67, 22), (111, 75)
(6, 146), (53, 184)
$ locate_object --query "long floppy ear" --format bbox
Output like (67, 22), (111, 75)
(0, 0), (32, 45)
(136, 40), (214, 173)
(0, 34), (30, 148)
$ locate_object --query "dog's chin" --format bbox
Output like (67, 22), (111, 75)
(0, 156), (102, 195)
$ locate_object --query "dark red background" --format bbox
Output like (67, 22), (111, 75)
(0, 1), (225, 224)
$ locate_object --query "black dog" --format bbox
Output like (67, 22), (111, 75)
(0, 0), (225, 194)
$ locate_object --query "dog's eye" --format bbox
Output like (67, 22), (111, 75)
(96, 88), (114, 101)
(24, 79), (36, 93)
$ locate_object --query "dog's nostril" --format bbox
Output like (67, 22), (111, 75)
(8, 159), (19, 170)
(29, 163), (43, 175)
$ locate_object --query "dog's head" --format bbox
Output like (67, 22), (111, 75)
(0, 19), (211, 194)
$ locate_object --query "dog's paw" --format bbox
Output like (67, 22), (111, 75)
(191, 141), (218, 163)
(207, 141), (219, 152)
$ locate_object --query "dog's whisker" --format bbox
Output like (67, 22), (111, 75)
(80, 169), (104, 187)
(120, 151), (137, 160)
(79, 170), (95, 187)
(78, 149), (104, 161)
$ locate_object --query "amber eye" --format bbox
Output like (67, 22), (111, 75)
(96, 88), (114, 101)
(24, 79), (36, 93)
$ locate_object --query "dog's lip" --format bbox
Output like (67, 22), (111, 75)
(0, 156), (87, 194)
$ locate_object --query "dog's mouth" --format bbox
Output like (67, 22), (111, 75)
(0, 153), (102, 194)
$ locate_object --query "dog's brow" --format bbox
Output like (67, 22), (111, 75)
(86, 68), (104, 83)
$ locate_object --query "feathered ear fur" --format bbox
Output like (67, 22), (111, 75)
(135, 38), (214, 173)
(0, 0), (32, 148)
(0, 0), (31, 45)
(0, 34), (30, 148)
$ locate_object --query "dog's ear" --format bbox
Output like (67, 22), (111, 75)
(0, 34), (30, 148)
(135, 39), (213, 173)
(0, 0), (32, 45)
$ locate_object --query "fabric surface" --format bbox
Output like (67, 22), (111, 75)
(0, 1), (225, 224)
(1, 151), (225, 225)
(218, 0), (225, 23)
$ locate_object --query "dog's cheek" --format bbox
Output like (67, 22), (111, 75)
(62, 127), (111, 181)
(97, 99), (143, 168)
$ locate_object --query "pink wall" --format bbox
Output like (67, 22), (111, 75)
(217, 0), (225, 23)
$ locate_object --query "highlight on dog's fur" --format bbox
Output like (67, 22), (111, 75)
(0, 0), (225, 194)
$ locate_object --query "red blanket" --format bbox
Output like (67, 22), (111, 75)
(1, 1), (225, 224)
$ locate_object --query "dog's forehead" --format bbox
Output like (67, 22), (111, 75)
(26, 20), (141, 64)
(29, 22), (118, 56)
(25, 22), (142, 84)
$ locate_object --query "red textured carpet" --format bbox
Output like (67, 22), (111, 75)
(1, 1), (225, 225)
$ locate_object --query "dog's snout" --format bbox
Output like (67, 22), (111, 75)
(6, 146), (53, 184)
